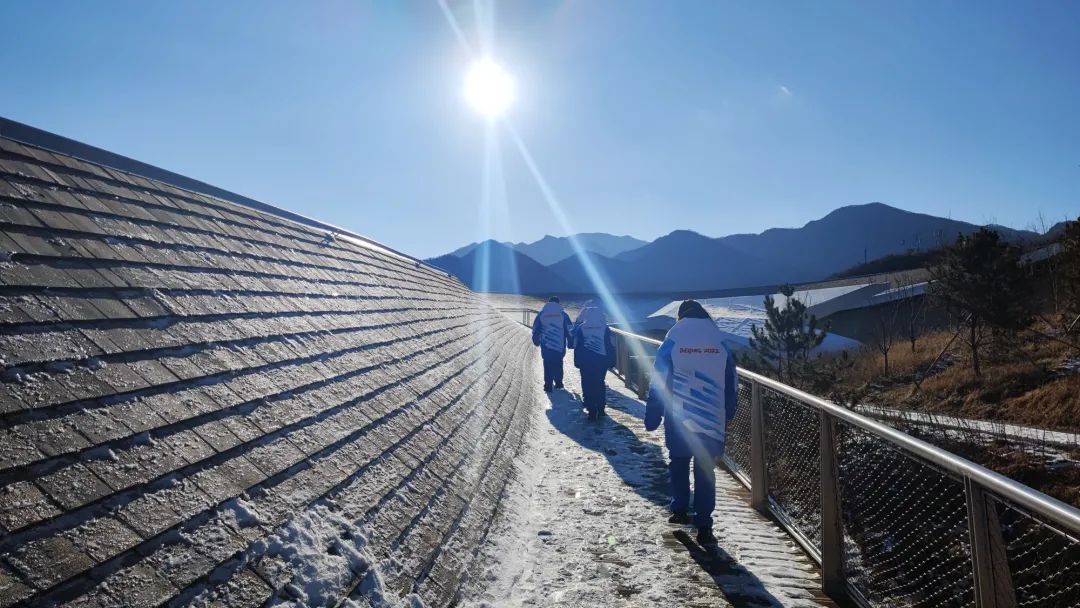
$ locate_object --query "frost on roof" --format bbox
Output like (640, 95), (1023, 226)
(0, 135), (537, 607)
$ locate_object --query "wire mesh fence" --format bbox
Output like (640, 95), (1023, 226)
(992, 494), (1080, 606)
(764, 386), (823, 551)
(837, 420), (975, 607)
(724, 378), (754, 480)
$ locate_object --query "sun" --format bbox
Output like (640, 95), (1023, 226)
(464, 59), (515, 119)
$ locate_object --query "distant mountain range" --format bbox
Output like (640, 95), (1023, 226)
(427, 241), (566, 294)
(426, 203), (1044, 294)
(447, 233), (647, 266)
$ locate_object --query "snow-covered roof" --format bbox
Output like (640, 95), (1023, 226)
(0, 133), (530, 606)
(646, 290), (866, 353)
(650, 283), (890, 323)
(1021, 243), (1062, 265)
(871, 281), (929, 305)
(646, 283), (896, 352)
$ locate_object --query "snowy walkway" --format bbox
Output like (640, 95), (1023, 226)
(473, 357), (833, 607)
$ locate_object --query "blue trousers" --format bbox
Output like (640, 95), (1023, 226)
(669, 456), (716, 529)
(542, 352), (564, 388)
(579, 366), (606, 414)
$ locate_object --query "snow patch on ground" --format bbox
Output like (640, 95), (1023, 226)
(470, 358), (827, 607)
(1053, 356), (1080, 377)
(256, 504), (374, 607)
(226, 497), (266, 528)
(249, 503), (426, 608)
(857, 404), (1080, 453)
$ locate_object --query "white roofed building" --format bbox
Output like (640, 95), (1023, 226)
(639, 281), (934, 354)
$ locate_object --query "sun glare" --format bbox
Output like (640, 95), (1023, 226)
(464, 59), (515, 119)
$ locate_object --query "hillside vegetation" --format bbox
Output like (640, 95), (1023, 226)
(838, 323), (1080, 506)
(855, 224), (1079, 505)
(830, 224), (1080, 429)
(743, 222), (1080, 505)
(830, 248), (945, 279)
(844, 325), (1080, 430)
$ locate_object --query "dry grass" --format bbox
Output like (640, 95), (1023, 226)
(842, 325), (1080, 506)
(846, 330), (958, 387)
(997, 376), (1080, 430)
(923, 432), (1080, 507)
(842, 323), (1080, 433)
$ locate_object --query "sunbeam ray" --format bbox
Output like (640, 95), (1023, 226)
(504, 122), (636, 329)
(488, 120), (520, 294)
(472, 120), (495, 294)
(503, 121), (667, 394)
(436, 0), (474, 54)
(472, 0), (495, 56)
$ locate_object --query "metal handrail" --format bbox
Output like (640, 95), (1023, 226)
(740, 368), (1080, 534)
(499, 305), (1080, 606)
(502, 307), (1080, 534)
(610, 326), (661, 346)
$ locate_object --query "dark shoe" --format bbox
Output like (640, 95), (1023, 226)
(587, 411), (599, 422)
(554, 382), (564, 389)
(543, 385), (553, 393)
(668, 512), (691, 525)
(598, 406), (607, 417)
(696, 528), (717, 546)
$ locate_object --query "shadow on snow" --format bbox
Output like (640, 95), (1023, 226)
(544, 383), (669, 508)
(544, 378), (787, 608)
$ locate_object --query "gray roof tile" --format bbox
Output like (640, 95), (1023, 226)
(15, 418), (93, 458)
(98, 561), (178, 608)
(63, 515), (143, 562)
(0, 560), (35, 607)
(0, 133), (531, 607)
(9, 534), (96, 589)
(0, 480), (61, 533)
(36, 463), (113, 510)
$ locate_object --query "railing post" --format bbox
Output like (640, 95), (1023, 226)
(965, 478), (1016, 608)
(619, 336), (632, 390)
(634, 351), (650, 400)
(750, 380), (768, 512)
(819, 410), (844, 598)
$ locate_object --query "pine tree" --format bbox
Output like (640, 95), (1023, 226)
(749, 285), (829, 384)
(929, 228), (1033, 378)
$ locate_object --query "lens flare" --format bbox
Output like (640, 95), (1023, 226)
(464, 59), (515, 119)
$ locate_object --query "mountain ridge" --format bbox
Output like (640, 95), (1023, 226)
(427, 203), (1047, 294)
(447, 233), (647, 266)
(427, 240), (568, 294)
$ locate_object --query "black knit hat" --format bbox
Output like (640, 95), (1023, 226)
(677, 299), (710, 320)
(549, 296), (560, 303)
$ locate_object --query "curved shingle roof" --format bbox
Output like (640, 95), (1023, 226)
(0, 133), (536, 607)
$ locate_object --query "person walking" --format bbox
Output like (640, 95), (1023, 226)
(644, 300), (737, 547)
(572, 304), (615, 420)
(532, 296), (573, 392)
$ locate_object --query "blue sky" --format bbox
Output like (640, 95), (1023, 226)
(3, 1), (1078, 258)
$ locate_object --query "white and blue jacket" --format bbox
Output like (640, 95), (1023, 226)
(572, 306), (615, 370)
(645, 317), (738, 460)
(531, 302), (573, 357)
